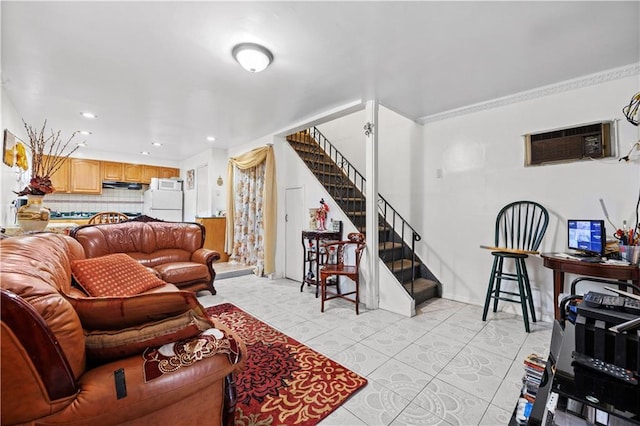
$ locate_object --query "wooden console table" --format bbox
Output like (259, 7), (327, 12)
(541, 253), (640, 320)
(301, 229), (341, 297)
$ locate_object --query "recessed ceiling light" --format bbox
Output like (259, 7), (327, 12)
(151, 142), (162, 146)
(206, 136), (216, 142)
(78, 130), (92, 136)
(76, 142), (87, 147)
(232, 43), (273, 73)
(80, 112), (97, 119)
(140, 151), (150, 155)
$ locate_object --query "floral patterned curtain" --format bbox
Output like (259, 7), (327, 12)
(225, 145), (276, 275)
(229, 162), (266, 275)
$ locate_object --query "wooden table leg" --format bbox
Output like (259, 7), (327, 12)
(553, 270), (564, 320)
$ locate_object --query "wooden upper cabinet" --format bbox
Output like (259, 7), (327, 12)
(123, 163), (143, 182)
(142, 165), (159, 184)
(69, 159), (101, 194)
(102, 161), (124, 181)
(47, 156), (70, 194)
(159, 167), (180, 179)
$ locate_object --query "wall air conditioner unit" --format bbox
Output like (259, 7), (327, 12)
(524, 121), (614, 166)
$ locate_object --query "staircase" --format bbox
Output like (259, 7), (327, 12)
(286, 128), (441, 306)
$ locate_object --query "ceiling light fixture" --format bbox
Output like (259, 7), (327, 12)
(232, 43), (273, 73)
(151, 142), (162, 146)
(141, 151), (150, 155)
(80, 112), (97, 119)
(76, 142), (87, 147)
(78, 130), (92, 135)
(206, 136), (216, 142)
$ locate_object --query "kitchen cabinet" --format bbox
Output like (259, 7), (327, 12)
(47, 157), (101, 194)
(69, 159), (101, 194)
(47, 156), (70, 193)
(159, 167), (180, 179)
(103, 162), (179, 183)
(195, 217), (230, 262)
(142, 165), (158, 184)
(102, 161), (124, 181)
(123, 163), (143, 182)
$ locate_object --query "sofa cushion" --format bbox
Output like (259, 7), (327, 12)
(84, 309), (213, 361)
(65, 288), (206, 330)
(154, 262), (209, 284)
(71, 253), (167, 297)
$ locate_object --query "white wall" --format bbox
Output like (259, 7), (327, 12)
(317, 106), (423, 222)
(317, 111), (366, 173)
(1, 88), (29, 226)
(180, 147), (228, 222)
(414, 75), (639, 322)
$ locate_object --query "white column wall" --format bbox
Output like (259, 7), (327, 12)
(417, 75), (639, 321)
(0, 88), (28, 226)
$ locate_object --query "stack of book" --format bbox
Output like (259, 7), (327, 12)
(523, 353), (546, 402)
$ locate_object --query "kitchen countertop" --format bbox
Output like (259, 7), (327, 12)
(3, 222), (80, 236)
(49, 212), (141, 221)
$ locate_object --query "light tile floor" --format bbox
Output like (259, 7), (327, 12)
(197, 274), (553, 426)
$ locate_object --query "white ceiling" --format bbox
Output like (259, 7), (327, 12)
(2, 1), (639, 162)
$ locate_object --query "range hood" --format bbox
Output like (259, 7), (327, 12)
(102, 181), (143, 190)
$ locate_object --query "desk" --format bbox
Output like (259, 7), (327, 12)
(301, 229), (341, 297)
(541, 253), (640, 320)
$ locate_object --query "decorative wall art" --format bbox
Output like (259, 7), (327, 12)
(3, 129), (28, 170)
(186, 169), (195, 190)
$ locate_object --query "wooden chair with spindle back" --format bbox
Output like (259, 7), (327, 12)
(88, 211), (130, 225)
(319, 232), (366, 315)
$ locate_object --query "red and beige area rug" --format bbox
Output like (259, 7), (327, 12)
(206, 303), (367, 426)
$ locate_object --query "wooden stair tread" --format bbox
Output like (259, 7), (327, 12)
(404, 278), (438, 291)
(379, 241), (403, 250)
(385, 258), (420, 270)
(358, 226), (387, 232)
(335, 196), (364, 201)
(404, 278), (439, 304)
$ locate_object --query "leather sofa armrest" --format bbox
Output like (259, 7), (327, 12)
(192, 249), (221, 295)
(40, 322), (246, 424)
(1, 289), (78, 423)
(191, 248), (221, 266)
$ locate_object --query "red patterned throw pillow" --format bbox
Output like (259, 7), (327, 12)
(71, 253), (166, 297)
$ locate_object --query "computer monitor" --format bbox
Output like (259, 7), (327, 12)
(567, 219), (605, 256)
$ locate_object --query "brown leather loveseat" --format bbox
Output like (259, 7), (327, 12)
(1, 233), (245, 425)
(71, 216), (220, 294)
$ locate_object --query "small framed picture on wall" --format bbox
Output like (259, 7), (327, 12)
(186, 169), (195, 190)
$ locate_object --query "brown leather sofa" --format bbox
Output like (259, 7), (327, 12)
(71, 215), (220, 294)
(1, 233), (245, 426)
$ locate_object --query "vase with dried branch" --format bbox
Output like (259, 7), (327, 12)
(15, 120), (80, 232)
(15, 119), (80, 196)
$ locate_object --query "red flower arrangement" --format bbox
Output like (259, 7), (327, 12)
(14, 120), (80, 196)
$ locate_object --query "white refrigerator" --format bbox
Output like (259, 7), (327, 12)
(143, 189), (183, 222)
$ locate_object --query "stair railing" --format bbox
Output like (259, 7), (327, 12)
(378, 195), (421, 296)
(287, 127), (422, 298)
